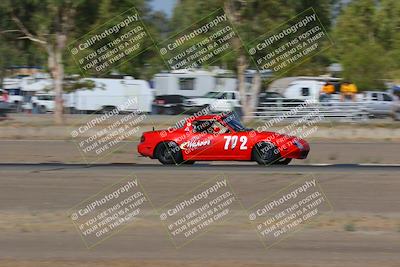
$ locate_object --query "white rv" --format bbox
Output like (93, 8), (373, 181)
(64, 76), (153, 113)
(153, 69), (237, 97)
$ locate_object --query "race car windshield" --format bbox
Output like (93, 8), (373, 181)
(226, 118), (252, 132)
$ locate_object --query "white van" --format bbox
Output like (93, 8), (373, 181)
(64, 76), (153, 113)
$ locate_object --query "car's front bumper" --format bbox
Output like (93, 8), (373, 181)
(137, 142), (154, 158)
(280, 138), (310, 159)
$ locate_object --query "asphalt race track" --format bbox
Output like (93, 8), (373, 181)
(1, 157), (400, 267)
(1, 162), (400, 172)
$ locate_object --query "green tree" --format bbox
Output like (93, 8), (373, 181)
(0, 0), (91, 124)
(332, 0), (399, 90)
(0, 0), (164, 123)
(83, 0), (166, 80)
(375, 0), (400, 81)
(0, 4), (45, 85)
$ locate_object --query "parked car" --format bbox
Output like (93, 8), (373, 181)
(153, 95), (189, 115)
(362, 91), (396, 118)
(391, 86), (400, 121)
(393, 102), (400, 121)
(31, 92), (55, 113)
(257, 91), (305, 114)
(4, 73), (53, 112)
(0, 89), (11, 117)
(182, 91), (241, 114)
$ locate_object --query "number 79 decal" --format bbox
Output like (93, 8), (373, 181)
(223, 136), (248, 150)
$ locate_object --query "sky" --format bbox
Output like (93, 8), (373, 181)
(150, 0), (177, 17)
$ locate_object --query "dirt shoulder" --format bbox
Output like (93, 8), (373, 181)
(0, 114), (399, 141)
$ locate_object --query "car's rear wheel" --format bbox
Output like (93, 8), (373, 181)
(155, 142), (183, 165)
(273, 158), (292, 165)
(252, 142), (280, 165)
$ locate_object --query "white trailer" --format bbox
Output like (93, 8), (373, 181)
(64, 76), (153, 113)
(153, 69), (237, 97)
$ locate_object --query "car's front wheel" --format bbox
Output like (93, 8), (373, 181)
(252, 142), (280, 165)
(155, 142), (183, 165)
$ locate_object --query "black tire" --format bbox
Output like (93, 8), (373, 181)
(101, 106), (117, 114)
(164, 107), (175, 115)
(151, 104), (159, 115)
(39, 105), (47, 114)
(273, 158), (292, 165)
(393, 111), (400, 121)
(155, 142), (183, 165)
(15, 102), (22, 113)
(252, 142), (280, 165)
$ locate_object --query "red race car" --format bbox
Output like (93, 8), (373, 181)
(138, 113), (309, 165)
